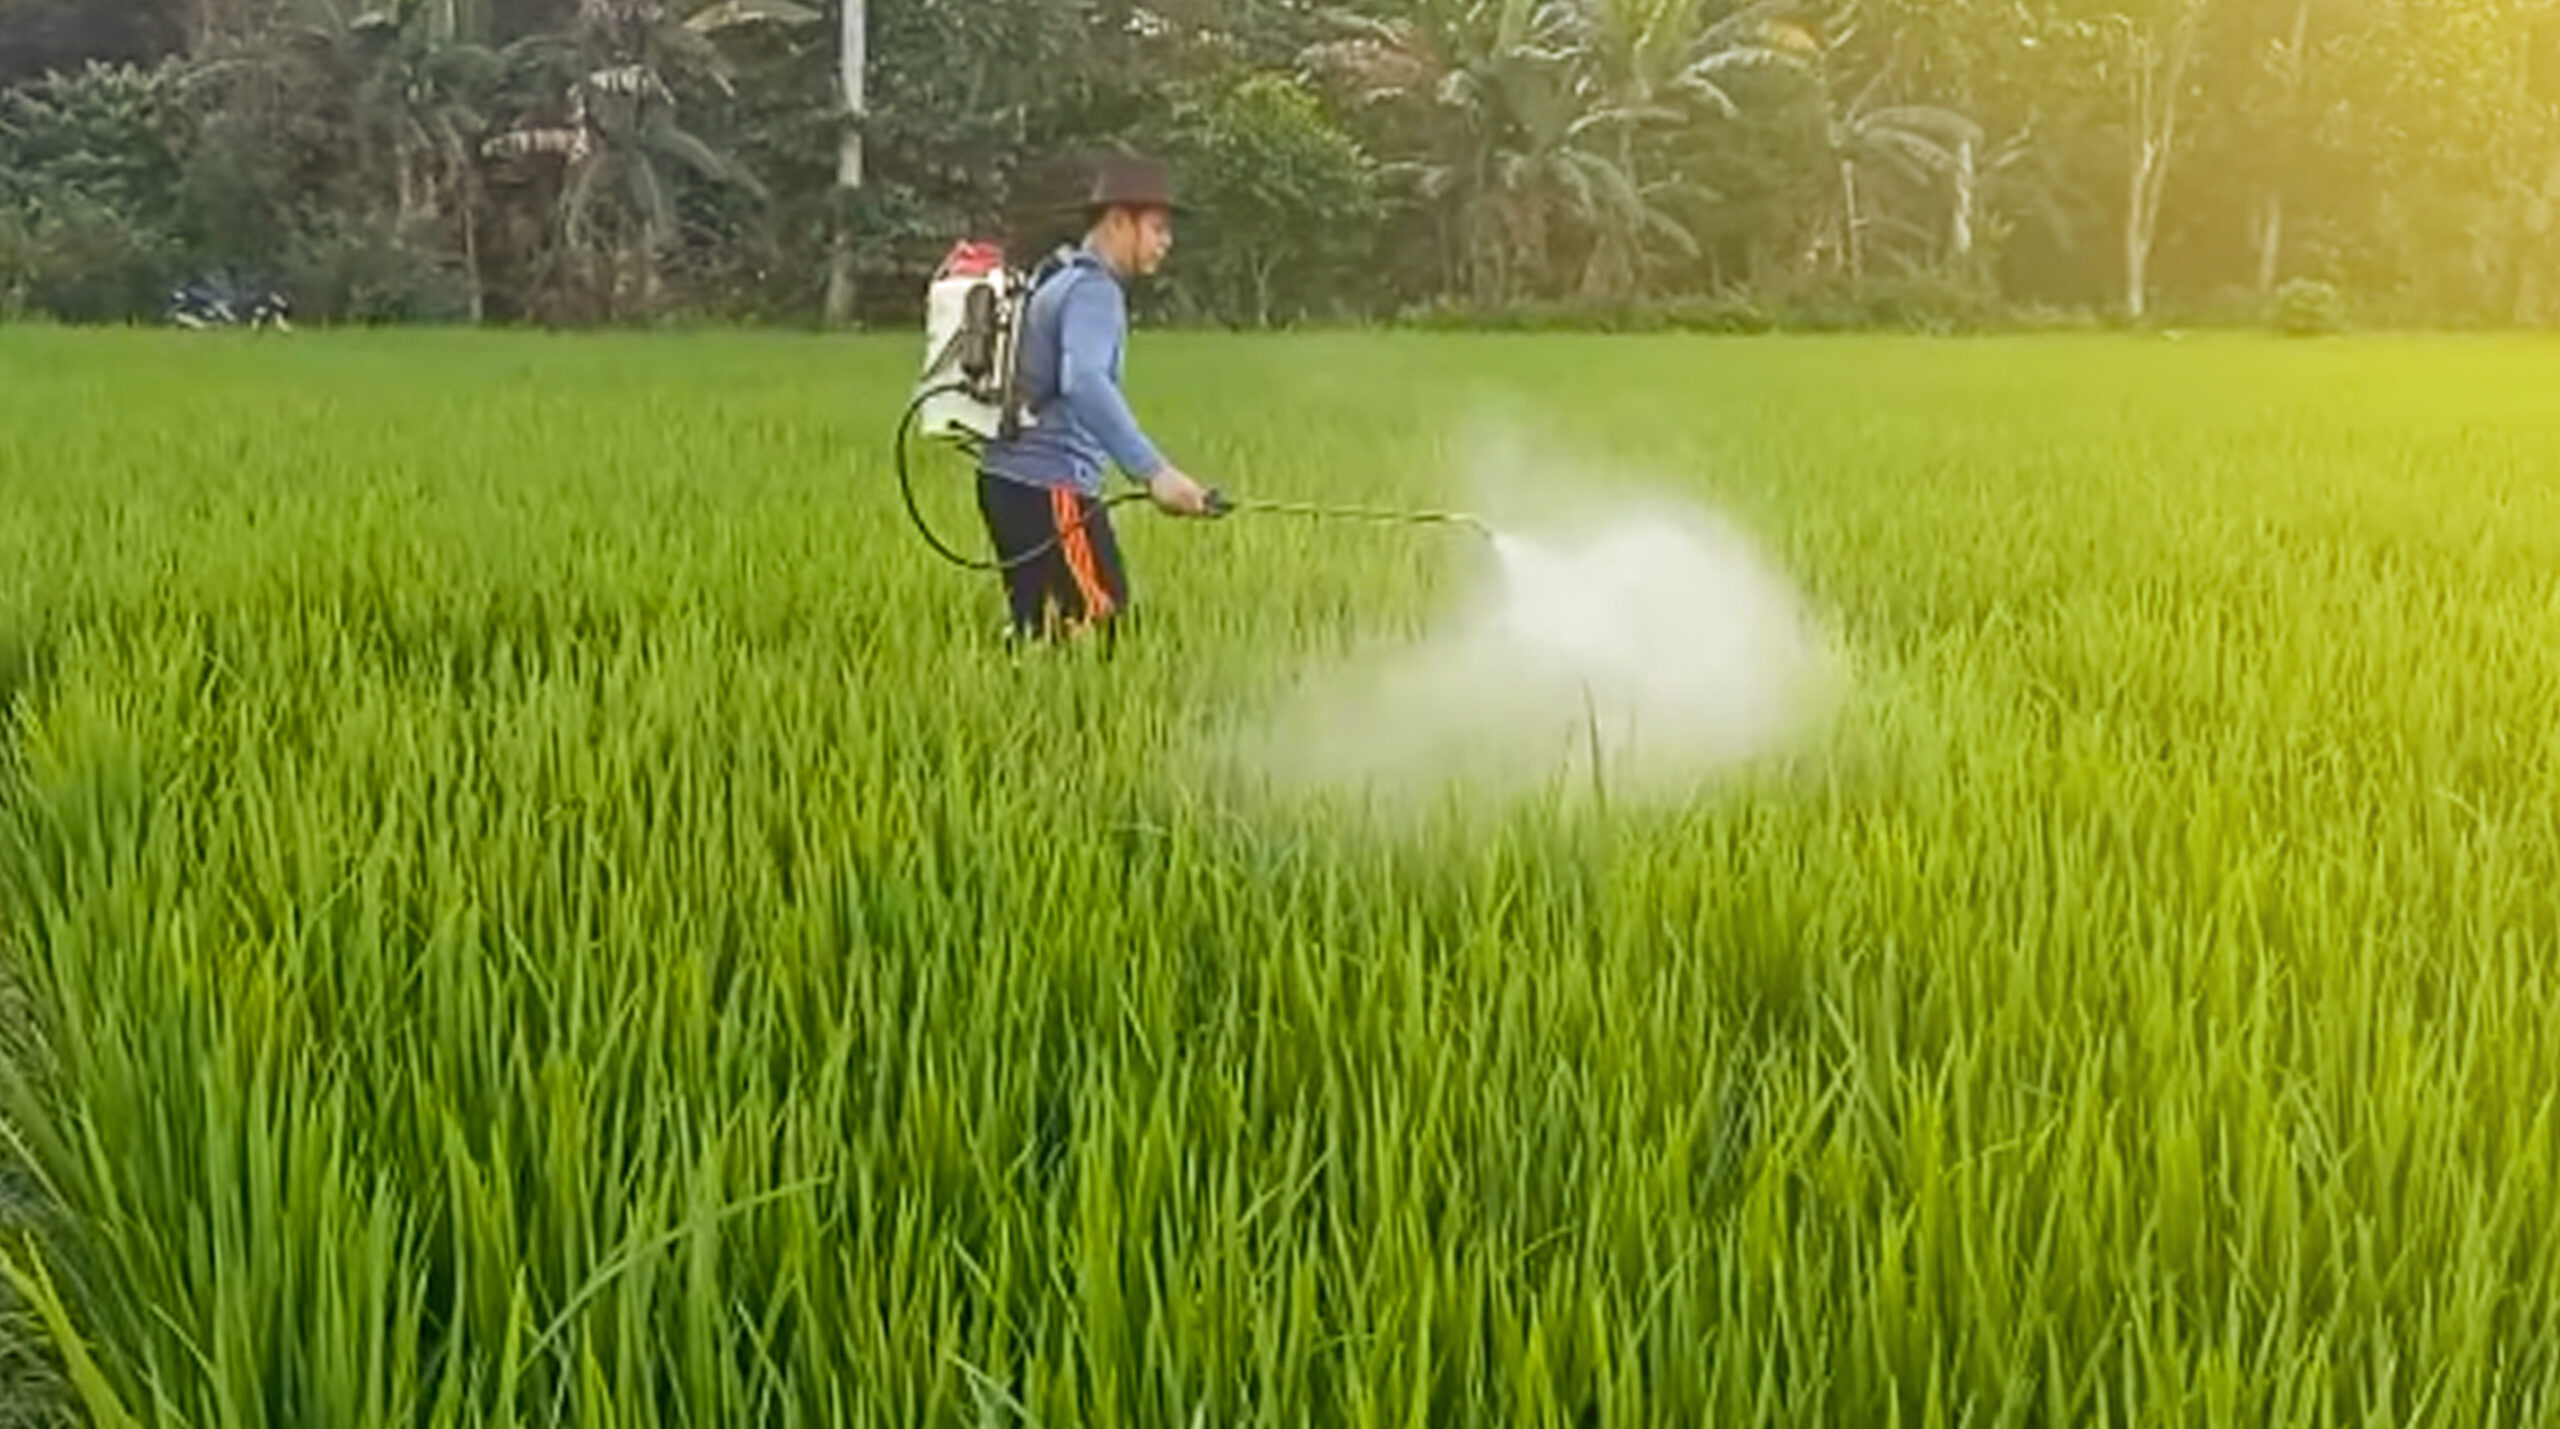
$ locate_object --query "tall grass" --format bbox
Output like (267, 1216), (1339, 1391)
(1, 327), (2559, 1423)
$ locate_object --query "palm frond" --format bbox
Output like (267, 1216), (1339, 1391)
(1863, 104), (1984, 147)
(1685, 45), (1812, 82)
(483, 125), (585, 159)
(1549, 151), (1603, 220)
(1857, 126), (1963, 178)
(681, 0), (817, 31)
(649, 22), (731, 87)
(1573, 148), (1645, 216)
(1564, 102), (1683, 141)
(1675, 72), (1742, 120)
(647, 119), (760, 198)
(422, 42), (503, 90)
(1642, 203), (1702, 256)
(1645, 176), (1723, 209)
(584, 64), (653, 97)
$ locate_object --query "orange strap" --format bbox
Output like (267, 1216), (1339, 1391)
(1050, 487), (1117, 618)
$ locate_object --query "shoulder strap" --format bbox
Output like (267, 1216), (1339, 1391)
(1024, 244), (1080, 297)
(995, 246), (1083, 440)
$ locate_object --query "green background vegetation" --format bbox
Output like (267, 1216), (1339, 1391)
(4, 0), (2559, 330)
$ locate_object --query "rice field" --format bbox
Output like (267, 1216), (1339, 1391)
(1, 324), (2559, 1426)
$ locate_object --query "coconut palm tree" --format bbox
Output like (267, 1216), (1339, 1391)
(1310, 0), (1737, 301)
(1810, 47), (1981, 280)
(482, 0), (811, 316)
(346, 0), (507, 316)
(1562, 0), (1811, 295)
(175, 0), (508, 314)
(1306, 0), (1570, 301)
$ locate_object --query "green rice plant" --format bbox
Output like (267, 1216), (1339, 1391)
(0, 327), (2556, 1424)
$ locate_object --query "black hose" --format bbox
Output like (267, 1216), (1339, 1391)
(894, 382), (1149, 573)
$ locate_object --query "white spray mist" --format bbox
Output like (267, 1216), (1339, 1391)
(1234, 419), (1845, 808)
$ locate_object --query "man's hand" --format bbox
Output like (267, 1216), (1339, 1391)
(1147, 468), (1213, 516)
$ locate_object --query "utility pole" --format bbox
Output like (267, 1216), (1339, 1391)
(823, 0), (866, 326)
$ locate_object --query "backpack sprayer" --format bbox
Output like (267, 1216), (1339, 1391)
(893, 239), (1064, 571)
(894, 239), (1489, 571)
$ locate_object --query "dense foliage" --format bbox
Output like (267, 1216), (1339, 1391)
(1, 1), (2557, 324)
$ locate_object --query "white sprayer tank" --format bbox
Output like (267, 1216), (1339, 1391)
(914, 241), (1018, 442)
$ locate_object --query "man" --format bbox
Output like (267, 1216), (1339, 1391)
(975, 154), (1214, 642)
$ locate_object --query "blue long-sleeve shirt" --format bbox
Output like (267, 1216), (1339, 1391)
(978, 246), (1166, 497)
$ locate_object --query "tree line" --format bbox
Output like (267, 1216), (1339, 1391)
(3, 0), (2556, 330)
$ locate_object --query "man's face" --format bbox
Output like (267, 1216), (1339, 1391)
(1132, 207), (1173, 274)
(1102, 206), (1174, 276)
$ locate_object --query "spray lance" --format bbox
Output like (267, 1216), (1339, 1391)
(895, 240), (1490, 572)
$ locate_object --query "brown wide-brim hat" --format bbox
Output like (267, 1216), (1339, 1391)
(1063, 154), (1186, 216)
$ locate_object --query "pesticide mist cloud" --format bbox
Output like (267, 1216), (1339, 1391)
(1236, 424), (1845, 807)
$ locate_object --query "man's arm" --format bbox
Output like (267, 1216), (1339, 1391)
(1055, 277), (1167, 483)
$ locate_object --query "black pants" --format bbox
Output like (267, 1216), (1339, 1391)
(976, 472), (1130, 638)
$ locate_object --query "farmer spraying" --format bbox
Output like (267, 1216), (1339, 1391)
(899, 157), (1489, 636)
(974, 155), (1214, 641)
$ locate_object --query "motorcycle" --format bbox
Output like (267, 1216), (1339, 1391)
(166, 279), (293, 332)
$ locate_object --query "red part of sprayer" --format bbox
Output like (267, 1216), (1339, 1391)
(935, 241), (1006, 281)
